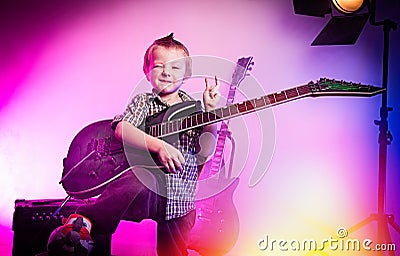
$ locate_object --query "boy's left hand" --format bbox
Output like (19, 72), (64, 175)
(203, 76), (221, 111)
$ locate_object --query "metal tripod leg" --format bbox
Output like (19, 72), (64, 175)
(381, 215), (395, 256)
(348, 214), (376, 234)
(388, 214), (400, 234)
(348, 213), (399, 256)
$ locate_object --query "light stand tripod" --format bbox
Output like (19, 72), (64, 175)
(348, 12), (399, 256)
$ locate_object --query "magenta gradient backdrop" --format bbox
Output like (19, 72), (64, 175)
(1, 0), (399, 255)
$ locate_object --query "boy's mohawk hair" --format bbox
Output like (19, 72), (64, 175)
(153, 33), (189, 56)
(143, 33), (192, 77)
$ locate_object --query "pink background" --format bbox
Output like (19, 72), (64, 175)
(1, 0), (399, 255)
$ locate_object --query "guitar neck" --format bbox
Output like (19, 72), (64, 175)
(208, 83), (240, 177)
(208, 122), (230, 177)
(149, 84), (312, 138)
(148, 78), (384, 138)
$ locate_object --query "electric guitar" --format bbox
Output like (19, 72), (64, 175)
(60, 78), (384, 199)
(188, 56), (254, 255)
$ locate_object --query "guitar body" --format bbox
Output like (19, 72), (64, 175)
(61, 119), (129, 199)
(61, 101), (203, 199)
(189, 176), (240, 256)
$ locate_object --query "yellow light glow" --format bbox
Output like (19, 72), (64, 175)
(332, 0), (365, 14)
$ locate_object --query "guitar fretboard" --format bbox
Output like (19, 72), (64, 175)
(148, 84), (312, 138)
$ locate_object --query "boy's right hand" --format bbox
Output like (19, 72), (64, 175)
(156, 141), (185, 173)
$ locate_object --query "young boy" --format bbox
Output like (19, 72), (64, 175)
(48, 33), (220, 256)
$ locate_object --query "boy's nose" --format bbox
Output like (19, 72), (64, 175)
(161, 67), (171, 77)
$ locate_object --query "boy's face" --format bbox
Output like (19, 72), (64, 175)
(146, 46), (188, 96)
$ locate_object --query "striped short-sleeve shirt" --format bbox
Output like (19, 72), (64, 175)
(113, 89), (203, 220)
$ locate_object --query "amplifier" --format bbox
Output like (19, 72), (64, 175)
(12, 198), (111, 256)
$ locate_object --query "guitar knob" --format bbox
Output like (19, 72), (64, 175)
(107, 156), (117, 164)
(88, 170), (98, 178)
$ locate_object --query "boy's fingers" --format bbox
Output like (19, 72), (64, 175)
(205, 76), (220, 91)
(214, 76), (219, 87)
(173, 158), (183, 171)
(178, 153), (185, 165)
(165, 160), (177, 173)
(205, 77), (210, 90)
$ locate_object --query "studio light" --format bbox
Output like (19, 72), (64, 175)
(293, 0), (369, 45)
(331, 0), (365, 14)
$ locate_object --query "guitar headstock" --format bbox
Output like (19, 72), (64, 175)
(309, 78), (385, 97)
(231, 56), (254, 86)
